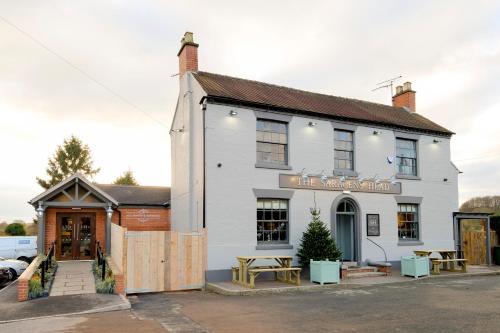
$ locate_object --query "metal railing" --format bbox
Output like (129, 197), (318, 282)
(96, 241), (106, 280)
(366, 237), (388, 263)
(39, 242), (55, 289)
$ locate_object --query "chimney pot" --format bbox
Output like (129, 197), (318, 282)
(392, 81), (416, 112)
(178, 32), (199, 77)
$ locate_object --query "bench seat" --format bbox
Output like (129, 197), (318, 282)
(430, 258), (467, 274)
(247, 267), (301, 288)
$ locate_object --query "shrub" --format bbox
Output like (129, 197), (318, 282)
(5, 222), (26, 236)
(96, 277), (115, 294)
(28, 278), (44, 299)
(297, 208), (342, 268)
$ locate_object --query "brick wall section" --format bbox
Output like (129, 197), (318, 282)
(392, 90), (416, 113)
(114, 208), (170, 231)
(178, 43), (198, 76)
(17, 255), (43, 302)
(17, 279), (29, 302)
(45, 208), (106, 255)
(108, 258), (125, 295)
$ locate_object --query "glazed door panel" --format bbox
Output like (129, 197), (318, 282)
(57, 213), (96, 260)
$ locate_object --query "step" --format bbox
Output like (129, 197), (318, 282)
(346, 272), (387, 279)
(346, 267), (377, 274)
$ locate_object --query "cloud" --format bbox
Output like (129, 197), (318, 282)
(0, 0), (499, 220)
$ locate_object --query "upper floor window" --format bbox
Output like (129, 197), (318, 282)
(396, 138), (417, 176)
(256, 119), (288, 165)
(334, 130), (354, 170)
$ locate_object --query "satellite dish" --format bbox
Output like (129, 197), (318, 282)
(387, 156), (395, 164)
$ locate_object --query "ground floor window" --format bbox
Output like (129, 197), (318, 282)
(257, 199), (289, 243)
(397, 204), (419, 240)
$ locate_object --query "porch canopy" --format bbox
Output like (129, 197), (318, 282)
(29, 173), (118, 254)
(453, 212), (492, 265)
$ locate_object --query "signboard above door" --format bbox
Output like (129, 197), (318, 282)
(279, 174), (402, 194)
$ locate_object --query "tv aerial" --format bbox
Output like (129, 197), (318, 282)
(372, 75), (402, 100)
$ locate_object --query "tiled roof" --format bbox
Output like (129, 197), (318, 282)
(193, 71), (453, 136)
(96, 184), (170, 206)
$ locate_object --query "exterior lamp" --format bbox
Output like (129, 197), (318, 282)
(229, 110), (238, 116)
(308, 121), (317, 127)
(106, 206), (113, 219)
(433, 139), (441, 144)
(36, 203), (44, 219)
(373, 130), (380, 135)
(320, 170), (328, 184)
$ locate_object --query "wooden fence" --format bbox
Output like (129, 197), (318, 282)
(110, 225), (206, 294)
(462, 230), (498, 265)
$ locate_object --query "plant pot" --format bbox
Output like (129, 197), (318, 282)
(401, 255), (430, 278)
(310, 259), (340, 285)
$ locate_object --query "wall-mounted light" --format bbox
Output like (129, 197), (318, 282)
(373, 130), (380, 135)
(308, 121), (317, 127)
(433, 139), (441, 144)
(229, 110), (238, 116)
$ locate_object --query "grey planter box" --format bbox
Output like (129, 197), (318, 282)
(401, 255), (430, 278)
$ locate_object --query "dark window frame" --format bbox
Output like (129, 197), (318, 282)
(334, 129), (354, 171)
(257, 198), (289, 244)
(396, 138), (418, 176)
(256, 119), (288, 166)
(397, 203), (419, 241)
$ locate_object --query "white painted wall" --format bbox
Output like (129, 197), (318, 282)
(203, 103), (458, 270)
(170, 73), (205, 233)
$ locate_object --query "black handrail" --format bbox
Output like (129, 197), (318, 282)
(96, 241), (106, 280)
(366, 237), (388, 263)
(39, 242), (55, 289)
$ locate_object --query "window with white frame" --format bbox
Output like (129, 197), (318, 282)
(334, 129), (354, 170)
(256, 119), (288, 165)
(396, 138), (417, 176)
(397, 203), (419, 240)
(257, 199), (288, 243)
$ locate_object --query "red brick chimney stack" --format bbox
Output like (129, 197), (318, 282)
(177, 32), (199, 77)
(392, 82), (416, 113)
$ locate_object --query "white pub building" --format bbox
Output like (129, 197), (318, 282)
(171, 33), (459, 281)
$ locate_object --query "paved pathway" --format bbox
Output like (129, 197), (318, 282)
(50, 261), (96, 296)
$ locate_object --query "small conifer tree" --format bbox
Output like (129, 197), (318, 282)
(297, 207), (342, 267)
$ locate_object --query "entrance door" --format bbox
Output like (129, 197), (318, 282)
(57, 213), (96, 260)
(336, 200), (357, 262)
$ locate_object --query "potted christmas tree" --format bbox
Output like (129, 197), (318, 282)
(297, 207), (342, 285)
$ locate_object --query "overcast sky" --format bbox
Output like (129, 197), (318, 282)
(1, 1), (499, 221)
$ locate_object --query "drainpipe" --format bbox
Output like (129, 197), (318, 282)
(36, 202), (45, 254)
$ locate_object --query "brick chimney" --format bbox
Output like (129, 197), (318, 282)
(392, 82), (416, 112)
(177, 32), (199, 77)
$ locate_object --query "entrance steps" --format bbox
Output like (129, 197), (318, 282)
(343, 266), (387, 279)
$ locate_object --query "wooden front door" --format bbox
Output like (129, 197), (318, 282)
(57, 213), (96, 260)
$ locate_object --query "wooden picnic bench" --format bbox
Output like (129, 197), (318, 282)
(233, 255), (301, 288)
(430, 258), (468, 275)
(248, 267), (301, 288)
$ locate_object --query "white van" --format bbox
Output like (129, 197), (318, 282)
(0, 236), (37, 262)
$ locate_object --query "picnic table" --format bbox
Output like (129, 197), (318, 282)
(233, 255), (301, 288)
(413, 249), (466, 273)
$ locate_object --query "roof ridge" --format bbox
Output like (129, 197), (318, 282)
(96, 183), (170, 189)
(195, 71), (404, 111)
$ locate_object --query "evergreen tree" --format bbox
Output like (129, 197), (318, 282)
(5, 222), (26, 236)
(297, 207), (342, 267)
(36, 135), (100, 189)
(113, 170), (139, 186)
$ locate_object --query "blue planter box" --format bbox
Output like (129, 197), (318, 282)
(401, 255), (430, 278)
(310, 259), (340, 285)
